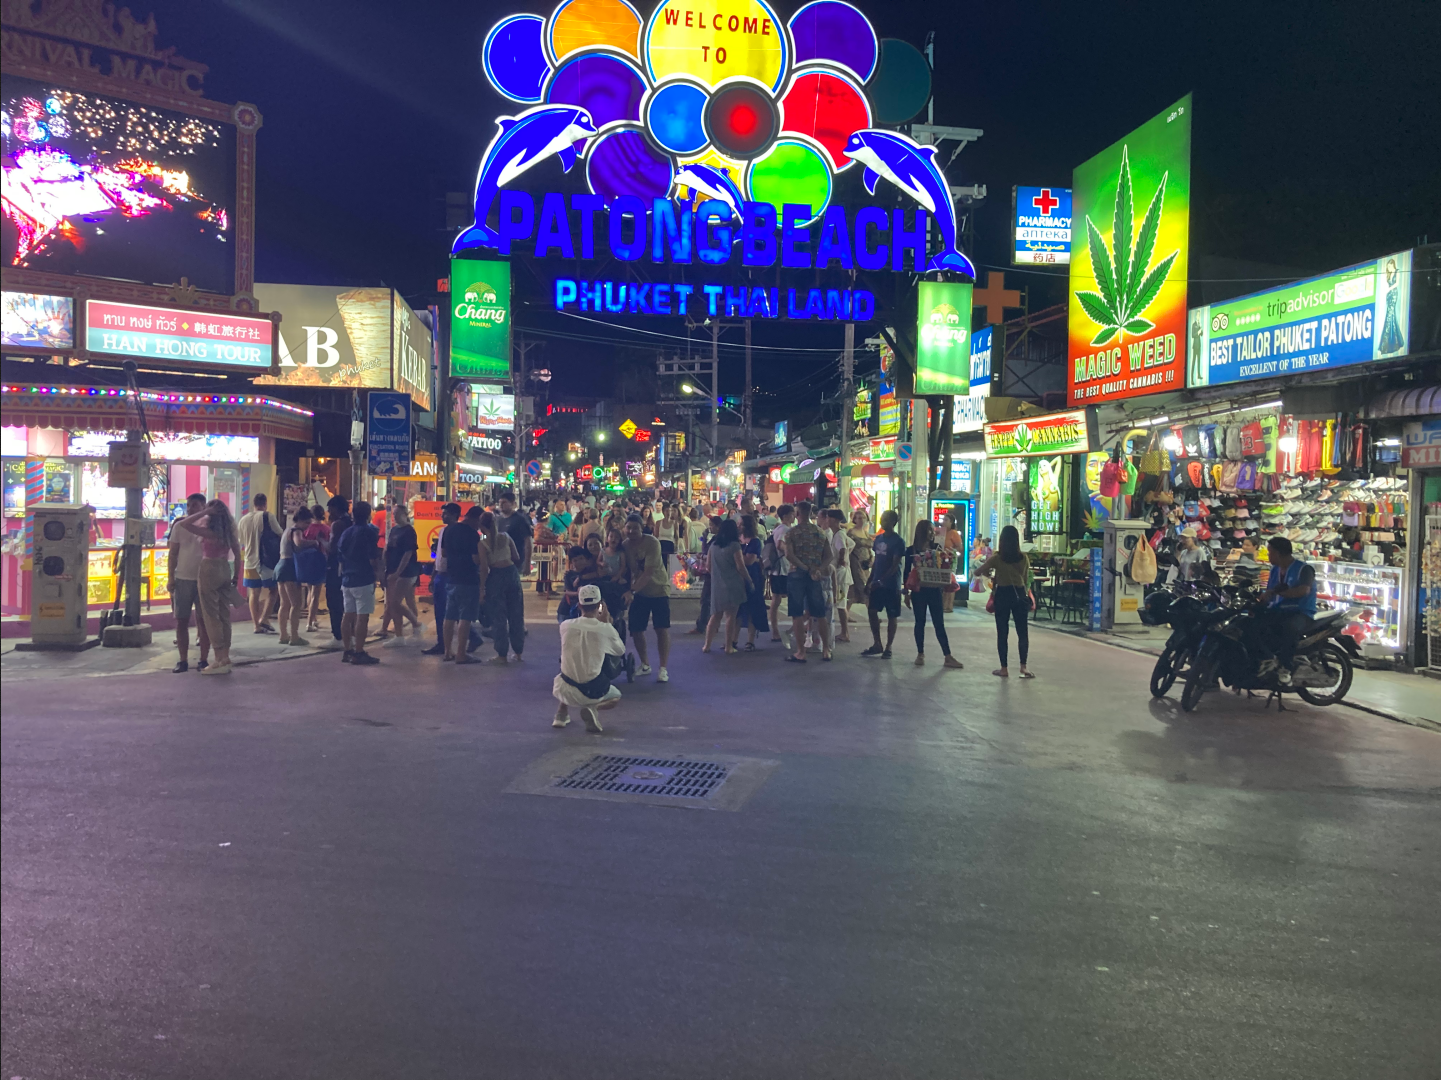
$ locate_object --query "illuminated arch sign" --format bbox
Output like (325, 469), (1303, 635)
(462, 0), (977, 305)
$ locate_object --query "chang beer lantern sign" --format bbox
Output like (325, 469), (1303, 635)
(459, 0), (979, 320)
(915, 280), (973, 394)
(450, 258), (511, 380)
(984, 409), (1089, 457)
(1067, 95), (1191, 406)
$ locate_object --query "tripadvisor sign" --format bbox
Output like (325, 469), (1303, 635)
(450, 258), (510, 381)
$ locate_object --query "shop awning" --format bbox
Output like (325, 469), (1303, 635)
(0, 384), (314, 443)
(788, 456), (837, 483)
(1361, 386), (1439, 419)
(848, 461), (891, 478)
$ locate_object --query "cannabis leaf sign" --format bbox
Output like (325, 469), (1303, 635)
(1076, 146), (1179, 346)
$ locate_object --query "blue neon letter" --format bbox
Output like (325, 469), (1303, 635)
(741, 202), (777, 267)
(609, 195), (646, 261)
(498, 190), (535, 256)
(892, 208), (928, 272)
(652, 200), (693, 264)
(781, 204), (813, 269)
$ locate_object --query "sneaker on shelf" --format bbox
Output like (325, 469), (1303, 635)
(657, 667), (669, 683)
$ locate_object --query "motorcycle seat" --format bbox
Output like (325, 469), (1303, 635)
(1304, 608), (1347, 632)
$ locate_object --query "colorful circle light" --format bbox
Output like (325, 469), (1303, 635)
(483, 14), (551, 103)
(704, 79), (778, 159)
(779, 66), (871, 171)
(745, 137), (831, 226)
(869, 38), (932, 124)
(477, 0), (935, 227)
(547, 0), (643, 64)
(544, 50), (647, 128)
(787, 0), (878, 82)
(643, 79), (709, 155)
(585, 126), (675, 204)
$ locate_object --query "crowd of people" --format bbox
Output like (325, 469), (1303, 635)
(165, 486), (1042, 724)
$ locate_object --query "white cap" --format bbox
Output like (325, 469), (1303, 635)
(578, 584), (602, 605)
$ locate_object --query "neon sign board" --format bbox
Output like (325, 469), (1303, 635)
(464, 0), (976, 284)
(1012, 186), (1072, 265)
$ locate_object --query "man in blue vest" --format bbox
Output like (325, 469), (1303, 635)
(1257, 536), (1317, 686)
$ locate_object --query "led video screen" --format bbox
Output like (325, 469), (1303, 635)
(1, 76), (236, 295)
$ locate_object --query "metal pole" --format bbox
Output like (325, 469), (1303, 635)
(710, 321), (719, 465)
(514, 334), (525, 495)
(744, 318), (753, 444)
(123, 429), (142, 626)
(840, 322), (854, 512)
(435, 300), (451, 501)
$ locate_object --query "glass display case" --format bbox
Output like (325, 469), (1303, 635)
(1315, 561), (1406, 655)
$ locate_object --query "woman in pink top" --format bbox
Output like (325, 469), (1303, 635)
(301, 518), (332, 631)
(176, 500), (242, 674)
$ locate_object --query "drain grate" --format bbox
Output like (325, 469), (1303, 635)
(554, 755), (729, 799)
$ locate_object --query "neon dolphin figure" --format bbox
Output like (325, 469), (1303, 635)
(452, 105), (598, 253)
(670, 162), (744, 219)
(842, 129), (977, 277)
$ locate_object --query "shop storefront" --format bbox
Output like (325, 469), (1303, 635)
(981, 408), (1091, 553)
(1, 384), (312, 617)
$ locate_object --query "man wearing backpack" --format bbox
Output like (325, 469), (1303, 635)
(237, 493), (280, 634)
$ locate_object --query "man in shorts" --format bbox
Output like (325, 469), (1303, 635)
(782, 501), (832, 662)
(622, 514), (671, 682)
(862, 510), (904, 659)
(236, 492), (279, 634)
(440, 505), (484, 664)
(167, 492), (210, 672)
(767, 503), (794, 643)
(337, 500), (382, 665)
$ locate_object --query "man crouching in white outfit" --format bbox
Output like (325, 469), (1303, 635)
(553, 584), (625, 733)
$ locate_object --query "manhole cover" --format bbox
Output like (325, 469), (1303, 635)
(554, 755), (729, 799)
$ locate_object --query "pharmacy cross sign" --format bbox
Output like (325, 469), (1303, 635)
(1032, 188), (1060, 215)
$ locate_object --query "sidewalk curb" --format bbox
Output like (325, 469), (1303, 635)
(1034, 620), (1440, 735)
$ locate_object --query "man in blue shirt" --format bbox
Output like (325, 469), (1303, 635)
(1257, 535), (1317, 685)
(862, 510), (906, 660)
(338, 500), (383, 665)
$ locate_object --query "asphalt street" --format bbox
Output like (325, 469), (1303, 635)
(3, 610), (1439, 1079)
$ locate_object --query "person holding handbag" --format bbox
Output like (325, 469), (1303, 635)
(903, 520), (962, 669)
(976, 525), (1035, 679)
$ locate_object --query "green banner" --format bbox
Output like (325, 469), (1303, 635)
(915, 281), (973, 395)
(450, 258), (511, 381)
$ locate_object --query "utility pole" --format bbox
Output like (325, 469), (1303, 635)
(743, 318), (753, 444)
(710, 319), (720, 460)
(839, 322), (854, 512)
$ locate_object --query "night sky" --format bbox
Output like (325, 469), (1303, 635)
(142, 0), (1440, 412)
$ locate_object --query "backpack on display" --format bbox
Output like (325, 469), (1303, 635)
(1224, 424), (1243, 459)
(259, 512), (281, 570)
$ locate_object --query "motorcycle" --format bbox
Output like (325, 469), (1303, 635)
(1142, 582), (1249, 698)
(1180, 603), (1357, 712)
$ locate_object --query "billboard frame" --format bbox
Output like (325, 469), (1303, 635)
(1, 3), (262, 312)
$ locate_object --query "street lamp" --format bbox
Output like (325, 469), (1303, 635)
(681, 383), (697, 394)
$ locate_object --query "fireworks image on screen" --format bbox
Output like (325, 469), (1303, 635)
(1, 85), (231, 274)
